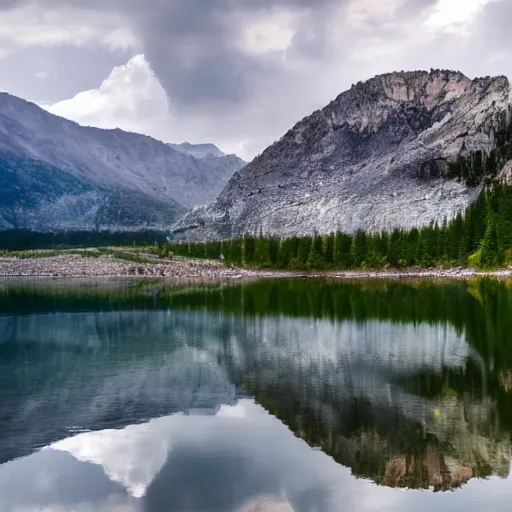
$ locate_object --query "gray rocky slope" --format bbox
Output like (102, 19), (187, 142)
(172, 70), (512, 240)
(0, 93), (245, 231)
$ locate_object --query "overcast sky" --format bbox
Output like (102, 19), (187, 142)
(0, 0), (510, 159)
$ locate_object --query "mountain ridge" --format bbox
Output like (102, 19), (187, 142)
(0, 92), (245, 231)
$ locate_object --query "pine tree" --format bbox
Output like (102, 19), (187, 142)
(433, 222), (442, 264)
(268, 237), (281, 267)
(253, 238), (272, 268)
(480, 212), (499, 268)
(352, 230), (367, 268)
(465, 192), (487, 256)
(366, 234), (386, 268)
(277, 237), (299, 269)
(378, 231), (390, 264)
(334, 232), (354, 268)
(388, 229), (408, 267)
(229, 239), (243, 266)
(307, 234), (325, 269)
(296, 237), (312, 269)
(448, 212), (464, 263)
(323, 234), (335, 268)
(407, 228), (420, 266)
(495, 184), (512, 254)
(243, 234), (256, 266)
(416, 228), (431, 267)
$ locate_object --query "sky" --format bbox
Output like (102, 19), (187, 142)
(0, 0), (510, 160)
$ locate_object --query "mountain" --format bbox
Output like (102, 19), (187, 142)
(171, 70), (512, 240)
(0, 153), (185, 231)
(0, 93), (245, 231)
(167, 142), (226, 159)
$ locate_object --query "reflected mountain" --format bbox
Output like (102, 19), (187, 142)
(1, 278), (512, 493)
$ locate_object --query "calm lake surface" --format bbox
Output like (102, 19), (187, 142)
(1, 277), (512, 511)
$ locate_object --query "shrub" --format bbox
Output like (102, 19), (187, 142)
(468, 249), (482, 269)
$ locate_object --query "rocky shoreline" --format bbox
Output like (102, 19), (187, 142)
(309, 267), (512, 280)
(0, 254), (512, 282)
(0, 255), (261, 282)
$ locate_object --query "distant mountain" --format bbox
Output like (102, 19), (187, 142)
(167, 142), (226, 159)
(0, 93), (245, 231)
(0, 154), (184, 231)
(171, 70), (512, 240)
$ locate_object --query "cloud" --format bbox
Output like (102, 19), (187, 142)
(50, 415), (173, 498)
(425, 0), (490, 34)
(236, 7), (300, 55)
(42, 54), (170, 140)
(346, 0), (406, 28)
(0, 2), (138, 51)
(1, 0), (511, 159)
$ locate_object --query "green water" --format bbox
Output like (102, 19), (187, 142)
(1, 278), (512, 511)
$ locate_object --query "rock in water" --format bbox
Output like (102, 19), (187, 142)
(172, 70), (511, 240)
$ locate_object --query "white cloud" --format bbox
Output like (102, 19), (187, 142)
(41, 54), (255, 158)
(43, 54), (170, 139)
(425, 0), (490, 34)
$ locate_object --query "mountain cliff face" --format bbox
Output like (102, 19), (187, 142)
(172, 70), (512, 240)
(0, 94), (245, 231)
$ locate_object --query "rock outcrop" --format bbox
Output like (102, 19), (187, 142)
(498, 160), (512, 185)
(172, 70), (512, 240)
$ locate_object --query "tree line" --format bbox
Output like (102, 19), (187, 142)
(0, 230), (168, 251)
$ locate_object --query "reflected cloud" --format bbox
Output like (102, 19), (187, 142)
(47, 401), (263, 499)
(50, 416), (175, 498)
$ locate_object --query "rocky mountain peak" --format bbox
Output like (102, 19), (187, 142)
(171, 69), (512, 240)
(375, 70), (470, 105)
(350, 69), (509, 105)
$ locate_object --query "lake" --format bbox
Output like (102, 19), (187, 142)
(1, 277), (512, 511)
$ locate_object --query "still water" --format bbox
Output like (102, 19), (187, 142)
(1, 278), (512, 511)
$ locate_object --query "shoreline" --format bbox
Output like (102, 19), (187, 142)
(0, 254), (261, 283)
(0, 254), (512, 281)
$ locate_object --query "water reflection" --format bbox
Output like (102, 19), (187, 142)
(1, 278), (512, 511)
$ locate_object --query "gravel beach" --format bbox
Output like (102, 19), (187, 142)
(0, 254), (261, 281)
(1, 254), (512, 281)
